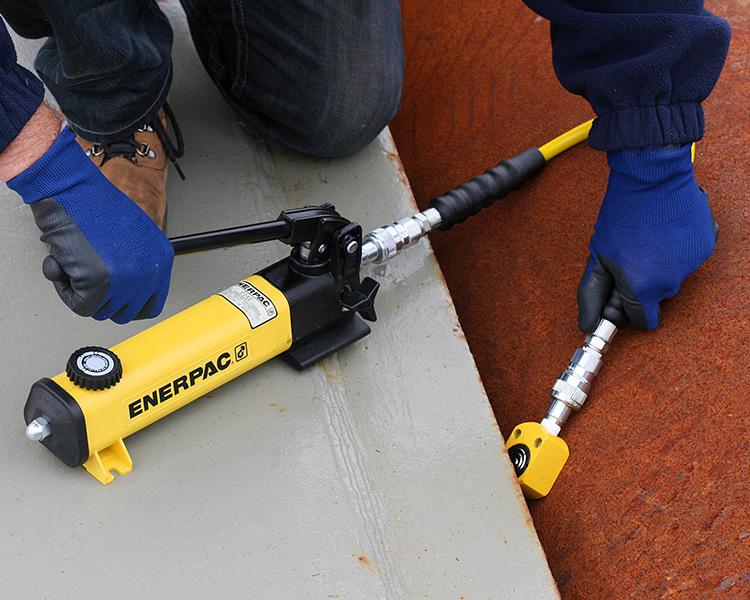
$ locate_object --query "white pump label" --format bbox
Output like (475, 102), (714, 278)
(219, 281), (278, 329)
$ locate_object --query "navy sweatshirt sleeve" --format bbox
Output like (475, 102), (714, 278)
(0, 19), (44, 154)
(523, 1), (731, 151)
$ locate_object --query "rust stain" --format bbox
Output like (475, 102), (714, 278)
(386, 150), (411, 189)
(316, 361), (341, 383)
(487, 402), (502, 436)
(354, 553), (378, 574)
(452, 323), (467, 341)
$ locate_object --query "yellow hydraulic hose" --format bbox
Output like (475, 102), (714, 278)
(538, 118), (696, 164)
(538, 119), (594, 161)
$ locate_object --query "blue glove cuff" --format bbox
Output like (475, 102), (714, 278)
(601, 144), (701, 228)
(8, 127), (93, 204)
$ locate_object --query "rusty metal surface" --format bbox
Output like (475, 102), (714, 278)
(391, 1), (750, 598)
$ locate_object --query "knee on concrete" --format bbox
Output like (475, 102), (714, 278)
(291, 61), (404, 158)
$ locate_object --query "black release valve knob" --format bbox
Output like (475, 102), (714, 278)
(340, 277), (380, 322)
(66, 347), (123, 390)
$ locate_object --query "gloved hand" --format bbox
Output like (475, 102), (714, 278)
(578, 144), (718, 332)
(8, 127), (174, 324)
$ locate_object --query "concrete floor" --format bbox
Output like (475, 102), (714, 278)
(0, 4), (560, 600)
(391, 1), (750, 598)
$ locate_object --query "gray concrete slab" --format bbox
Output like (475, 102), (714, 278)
(0, 4), (559, 599)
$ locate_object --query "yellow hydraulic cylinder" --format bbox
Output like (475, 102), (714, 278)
(25, 275), (292, 484)
(505, 422), (569, 500)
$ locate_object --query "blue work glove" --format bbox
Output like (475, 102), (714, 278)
(578, 144), (718, 332)
(8, 127), (174, 324)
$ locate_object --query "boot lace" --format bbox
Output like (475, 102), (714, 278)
(87, 101), (185, 180)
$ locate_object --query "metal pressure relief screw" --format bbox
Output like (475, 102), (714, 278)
(26, 417), (52, 442)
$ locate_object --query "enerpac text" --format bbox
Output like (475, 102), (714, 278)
(128, 352), (232, 418)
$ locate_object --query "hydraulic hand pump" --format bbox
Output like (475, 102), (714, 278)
(24, 205), (381, 484)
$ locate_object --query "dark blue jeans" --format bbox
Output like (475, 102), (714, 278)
(0, 0), (404, 157)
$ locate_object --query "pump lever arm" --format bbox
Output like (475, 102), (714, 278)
(169, 204), (348, 255)
(170, 219), (291, 254)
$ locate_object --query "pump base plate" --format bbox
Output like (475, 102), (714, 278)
(282, 315), (370, 370)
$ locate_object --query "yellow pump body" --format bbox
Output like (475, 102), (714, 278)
(32, 275), (292, 484)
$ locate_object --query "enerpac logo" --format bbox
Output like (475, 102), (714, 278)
(236, 281), (276, 315)
(219, 281), (277, 329)
(128, 352), (232, 419)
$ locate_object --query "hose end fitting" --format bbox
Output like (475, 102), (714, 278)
(361, 208), (442, 265)
(543, 319), (617, 433)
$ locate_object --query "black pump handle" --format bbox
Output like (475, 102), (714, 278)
(169, 204), (348, 255)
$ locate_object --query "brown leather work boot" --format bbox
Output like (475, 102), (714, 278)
(75, 103), (184, 230)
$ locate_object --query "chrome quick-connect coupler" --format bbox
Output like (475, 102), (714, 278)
(361, 208), (442, 266)
(541, 319), (617, 435)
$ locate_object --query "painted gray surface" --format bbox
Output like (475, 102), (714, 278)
(0, 4), (559, 600)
